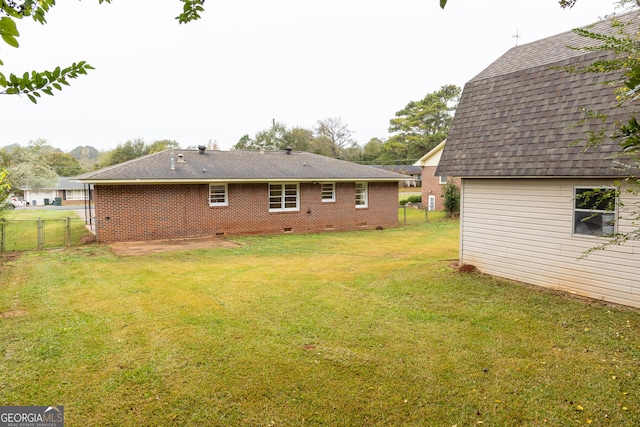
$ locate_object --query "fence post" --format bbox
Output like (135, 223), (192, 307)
(37, 217), (44, 250)
(66, 217), (71, 248)
(1, 222), (4, 253)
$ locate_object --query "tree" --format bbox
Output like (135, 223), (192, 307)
(103, 139), (182, 166)
(2, 139), (58, 190)
(147, 139), (180, 154)
(0, 0), (205, 103)
(69, 145), (101, 170)
(362, 138), (384, 162)
(233, 121), (315, 152)
(105, 138), (149, 166)
(313, 117), (354, 158)
(384, 84), (460, 162)
(0, 169), (11, 223)
(282, 127), (315, 152)
(45, 151), (84, 176)
(106, 139), (147, 165)
(442, 180), (460, 218)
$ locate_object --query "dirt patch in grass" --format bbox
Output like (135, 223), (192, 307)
(109, 235), (242, 256)
(1, 309), (26, 318)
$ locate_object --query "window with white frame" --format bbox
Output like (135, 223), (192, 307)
(439, 176), (448, 184)
(209, 184), (228, 206)
(65, 189), (88, 200)
(573, 187), (617, 236)
(321, 182), (335, 202)
(269, 183), (299, 211)
(355, 182), (368, 208)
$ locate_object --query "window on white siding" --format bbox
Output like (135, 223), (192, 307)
(355, 182), (368, 208)
(439, 176), (448, 184)
(269, 183), (299, 212)
(321, 182), (335, 202)
(209, 184), (228, 206)
(573, 187), (617, 236)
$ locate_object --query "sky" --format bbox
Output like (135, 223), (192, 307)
(0, 0), (624, 153)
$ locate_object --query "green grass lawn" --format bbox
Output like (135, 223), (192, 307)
(1, 220), (639, 426)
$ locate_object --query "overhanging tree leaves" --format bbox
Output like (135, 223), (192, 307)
(0, 0), (206, 103)
(563, 12), (640, 254)
(0, 0), (205, 223)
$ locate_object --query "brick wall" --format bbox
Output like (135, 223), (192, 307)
(94, 182), (399, 242)
(420, 166), (460, 211)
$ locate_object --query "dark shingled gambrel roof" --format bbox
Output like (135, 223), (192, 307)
(74, 149), (407, 183)
(436, 11), (639, 178)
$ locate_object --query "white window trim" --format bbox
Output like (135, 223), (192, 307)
(269, 183), (300, 212)
(572, 186), (617, 237)
(355, 182), (368, 208)
(208, 183), (228, 206)
(321, 182), (336, 203)
(439, 176), (447, 184)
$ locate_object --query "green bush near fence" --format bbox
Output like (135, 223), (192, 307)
(399, 194), (422, 205)
(2, 209), (93, 251)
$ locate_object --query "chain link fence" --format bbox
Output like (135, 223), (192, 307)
(0, 216), (95, 252)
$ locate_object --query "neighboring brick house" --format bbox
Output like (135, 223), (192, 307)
(414, 140), (459, 211)
(74, 147), (406, 243)
(436, 12), (640, 308)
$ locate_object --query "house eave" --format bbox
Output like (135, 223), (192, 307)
(72, 178), (405, 185)
(456, 175), (624, 180)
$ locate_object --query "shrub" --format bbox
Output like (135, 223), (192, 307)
(399, 195), (422, 206)
(443, 181), (460, 217)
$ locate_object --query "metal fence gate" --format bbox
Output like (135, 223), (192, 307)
(1, 217), (94, 253)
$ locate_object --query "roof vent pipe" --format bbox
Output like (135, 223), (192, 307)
(198, 145), (206, 154)
(285, 146), (292, 155)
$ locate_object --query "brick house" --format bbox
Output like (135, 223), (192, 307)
(75, 147), (406, 243)
(414, 140), (459, 211)
(436, 12), (640, 308)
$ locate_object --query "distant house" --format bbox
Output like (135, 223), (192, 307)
(74, 147), (406, 243)
(23, 177), (89, 206)
(413, 140), (459, 211)
(436, 12), (640, 308)
(369, 165), (422, 188)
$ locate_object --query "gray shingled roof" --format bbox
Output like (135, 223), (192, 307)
(370, 165), (422, 176)
(74, 149), (407, 183)
(436, 11), (638, 178)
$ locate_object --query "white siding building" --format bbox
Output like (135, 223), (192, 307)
(437, 12), (640, 308)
